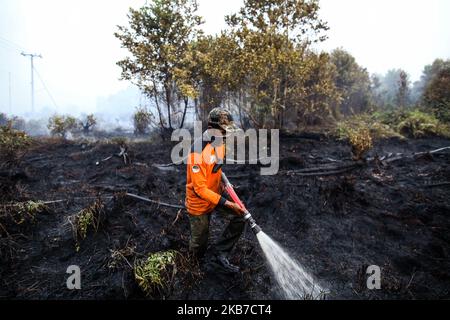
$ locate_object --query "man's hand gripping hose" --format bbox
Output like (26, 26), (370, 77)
(221, 172), (262, 235)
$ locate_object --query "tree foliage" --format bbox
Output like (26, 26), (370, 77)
(412, 59), (450, 103)
(224, 0), (329, 129)
(292, 51), (341, 126)
(330, 48), (372, 115)
(190, 33), (243, 122)
(397, 110), (448, 138)
(115, 0), (203, 132)
(80, 114), (97, 134)
(422, 61), (450, 122)
(47, 115), (78, 138)
(114, 0), (446, 134)
(116, 0), (332, 131)
(396, 70), (409, 108)
(133, 106), (153, 135)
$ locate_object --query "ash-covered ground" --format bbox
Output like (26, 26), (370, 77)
(1, 134), (449, 299)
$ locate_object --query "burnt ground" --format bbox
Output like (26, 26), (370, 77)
(0, 134), (449, 300)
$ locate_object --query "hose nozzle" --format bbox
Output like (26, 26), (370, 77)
(244, 212), (262, 235)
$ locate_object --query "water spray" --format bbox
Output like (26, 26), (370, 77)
(221, 172), (261, 235)
(222, 172), (327, 300)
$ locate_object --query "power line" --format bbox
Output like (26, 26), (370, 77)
(0, 39), (20, 51)
(0, 36), (27, 52)
(0, 41), (20, 53)
(33, 65), (58, 108)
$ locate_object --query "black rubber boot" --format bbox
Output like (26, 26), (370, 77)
(214, 253), (240, 273)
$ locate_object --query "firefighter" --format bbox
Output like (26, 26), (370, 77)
(185, 107), (246, 273)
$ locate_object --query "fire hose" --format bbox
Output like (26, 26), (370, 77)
(221, 172), (262, 235)
(126, 172), (262, 235)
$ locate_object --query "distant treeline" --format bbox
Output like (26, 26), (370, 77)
(112, 0), (449, 133)
(2, 0), (448, 137)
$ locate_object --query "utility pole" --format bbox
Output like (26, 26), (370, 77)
(21, 52), (42, 113)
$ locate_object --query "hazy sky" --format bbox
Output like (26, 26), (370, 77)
(0, 0), (449, 116)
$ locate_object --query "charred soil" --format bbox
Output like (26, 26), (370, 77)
(0, 135), (449, 299)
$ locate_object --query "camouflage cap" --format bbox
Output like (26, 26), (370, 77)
(207, 107), (239, 132)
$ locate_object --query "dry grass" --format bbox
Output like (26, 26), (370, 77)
(108, 239), (136, 270)
(69, 199), (105, 251)
(0, 200), (48, 236)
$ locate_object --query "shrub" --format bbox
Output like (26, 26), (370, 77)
(133, 107), (153, 135)
(0, 201), (47, 241)
(347, 126), (373, 161)
(0, 122), (32, 167)
(14, 201), (47, 223)
(47, 115), (78, 138)
(70, 199), (104, 251)
(367, 121), (403, 140)
(337, 116), (374, 160)
(80, 114), (97, 134)
(351, 127), (372, 160)
(397, 110), (449, 138)
(134, 250), (177, 296)
(338, 114), (402, 140)
(371, 110), (408, 127)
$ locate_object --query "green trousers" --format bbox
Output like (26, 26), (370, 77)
(188, 205), (246, 258)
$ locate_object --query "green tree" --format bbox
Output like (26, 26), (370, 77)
(291, 51), (341, 126)
(412, 58), (450, 104)
(191, 33), (243, 124)
(330, 48), (371, 116)
(225, 0), (329, 129)
(396, 70), (410, 108)
(371, 74), (384, 108)
(226, 0), (328, 45)
(423, 67), (450, 122)
(115, 0), (203, 133)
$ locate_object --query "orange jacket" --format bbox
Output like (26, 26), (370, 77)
(185, 140), (226, 215)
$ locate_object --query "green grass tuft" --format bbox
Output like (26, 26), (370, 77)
(134, 250), (178, 296)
